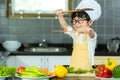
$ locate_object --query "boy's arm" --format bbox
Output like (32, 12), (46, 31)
(56, 9), (68, 31)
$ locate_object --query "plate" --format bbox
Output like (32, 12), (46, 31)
(0, 76), (13, 80)
(15, 75), (55, 80)
(0, 75), (13, 78)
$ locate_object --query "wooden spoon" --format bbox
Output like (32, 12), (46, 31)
(63, 8), (93, 13)
(51, 30), (75, 32)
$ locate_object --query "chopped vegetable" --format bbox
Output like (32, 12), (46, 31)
(66, 66), (75, 73)
(20, 66), (48, 78)
(0, 64), (16, 76)
(48, 72), (56, 76)
(66, 66), (95, 74)
(75, 68), (88, 74)
(40, 68), (48, 74)
(17, 66), (26, 74)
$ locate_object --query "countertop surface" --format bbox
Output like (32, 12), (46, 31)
(50, 77), (99, 80)
(7, 75), (100, 80)
(12, 73), (99, 80)
(50, 73), (100, 80)
(1, 43), (120, 56)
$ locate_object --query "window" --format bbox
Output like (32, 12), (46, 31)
(7, 0), (73, 18)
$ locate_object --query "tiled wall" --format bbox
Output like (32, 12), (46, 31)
(0, 0), (120, 44)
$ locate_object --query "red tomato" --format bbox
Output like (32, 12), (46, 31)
(17, 66), (26, 74)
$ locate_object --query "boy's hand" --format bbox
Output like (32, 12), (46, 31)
(78, 27), (95, 38)
(56, 9), (64, 16)
(78, 27), (92, 33)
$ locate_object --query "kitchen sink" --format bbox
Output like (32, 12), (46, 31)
(24, 47), (67, 52)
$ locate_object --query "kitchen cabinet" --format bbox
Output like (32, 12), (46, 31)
(6, 55), (71, 71)
(94, 56), (120, 65)
(46, 56), (71, 71)
(15, 56), (42, 68)
(6, 56), (16, 67)
(7, 56), (42, 68)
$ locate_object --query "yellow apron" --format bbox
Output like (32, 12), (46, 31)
(70, 34), (92, 70)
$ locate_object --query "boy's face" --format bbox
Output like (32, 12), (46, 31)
(72, 17), (92, 32)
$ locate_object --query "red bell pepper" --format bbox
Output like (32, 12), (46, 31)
(95, 65), (112, 78)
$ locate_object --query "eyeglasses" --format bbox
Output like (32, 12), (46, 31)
(72, 19), (86, 25)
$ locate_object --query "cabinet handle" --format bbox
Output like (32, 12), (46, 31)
(40, 58), (43, 68)
(45, 57), (49, 70)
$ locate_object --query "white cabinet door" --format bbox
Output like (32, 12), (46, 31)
(7, 55), (71, 71)
(16, 56), (44, 68)
(6, 56), (16, 67)
(46, 56), (71, 71)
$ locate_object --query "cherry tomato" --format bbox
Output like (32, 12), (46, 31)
(17, 66), (26, 74)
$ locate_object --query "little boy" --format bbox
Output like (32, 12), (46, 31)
(56, 0), (101, 70)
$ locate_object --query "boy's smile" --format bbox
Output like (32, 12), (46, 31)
(72, 17), (88, 32)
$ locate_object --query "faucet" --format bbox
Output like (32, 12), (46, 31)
(39, 39), (48, 48)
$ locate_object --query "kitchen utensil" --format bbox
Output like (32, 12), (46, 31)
(107, 37), (120, 53)
(15, 74), (55, 80)
(51, 30), (75, 32)
(53, 8), (93, 33)
(51, 30), (85, 33)
(0, 76), (13, 80)
(63, 8), (93, 13)
(2, 40), (21, 51)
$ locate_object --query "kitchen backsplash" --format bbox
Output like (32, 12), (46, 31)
(0, 0), (120, 44)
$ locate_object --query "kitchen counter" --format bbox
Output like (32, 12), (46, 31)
(1, 44), (119, 80)
(5, 76), (100, 80)
(8, 49), (120, 56)
(50, 73), (100, 80)
(50, 77), (100, 80)
(7, 73), (100, 80)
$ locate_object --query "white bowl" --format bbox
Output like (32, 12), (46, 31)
(2, 41), (21, 51)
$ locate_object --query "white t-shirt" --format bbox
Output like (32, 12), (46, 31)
(65, 26), (97, 65)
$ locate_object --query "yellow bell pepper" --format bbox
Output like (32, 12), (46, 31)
(54, 65), (67, 78)
(105, 58), (117, 71)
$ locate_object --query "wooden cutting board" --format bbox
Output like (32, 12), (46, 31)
(65, 73), (95, 77)
(64, 73), (100, 80)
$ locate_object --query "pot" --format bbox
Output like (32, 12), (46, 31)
(107, 37), (120, 52)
